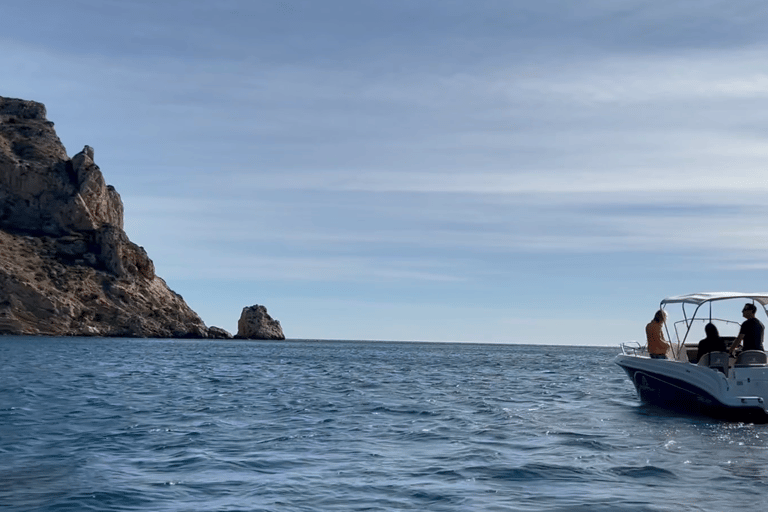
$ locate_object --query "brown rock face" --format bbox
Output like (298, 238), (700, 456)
(0, 98), (123, 234)
(0, 95), (209, 337)
(207, 326), (234, 339)
(237, 305), (285, 340)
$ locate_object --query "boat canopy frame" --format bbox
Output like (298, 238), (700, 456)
(660, 292), (768, 357)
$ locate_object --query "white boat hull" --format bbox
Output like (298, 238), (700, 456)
(615, 354), (768, 422)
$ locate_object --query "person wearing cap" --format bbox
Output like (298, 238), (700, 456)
(728, 303), (765, 355)
(646, 309), (670, 359)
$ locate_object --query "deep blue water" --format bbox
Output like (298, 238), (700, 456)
(2, 337), (768, 511)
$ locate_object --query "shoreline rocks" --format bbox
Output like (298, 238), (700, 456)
(207, 326), (234, 339)
(0, 217), (209, 337)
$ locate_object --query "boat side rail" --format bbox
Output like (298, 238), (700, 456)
(731, 396), (766, 408)
(620, 341), (645, 356)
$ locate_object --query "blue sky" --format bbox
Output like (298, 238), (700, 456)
(4, 0), (768, 345)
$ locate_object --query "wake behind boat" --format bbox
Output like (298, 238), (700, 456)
(616, 292), (768, 422)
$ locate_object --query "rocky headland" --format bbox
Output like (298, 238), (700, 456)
(0, 95), (283, 339)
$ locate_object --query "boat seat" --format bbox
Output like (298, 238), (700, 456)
(735, 350), (768, 367)
(705, 352), (730, 376)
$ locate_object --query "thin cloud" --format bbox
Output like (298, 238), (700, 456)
(5, 1), (768, 342)
(519, 48), (768, 104)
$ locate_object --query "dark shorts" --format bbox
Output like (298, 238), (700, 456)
(650, 354), (667, 359)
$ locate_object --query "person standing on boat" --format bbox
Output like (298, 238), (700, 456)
(697, 323), (727, 362)
(646, 310), (670, 359)
(728, 303), (765, 355)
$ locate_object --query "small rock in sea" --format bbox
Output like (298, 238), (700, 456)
(236, 305), (285, 340)
(207, 326), (233, 339)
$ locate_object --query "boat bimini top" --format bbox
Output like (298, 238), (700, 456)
(661, 292), (768, 307)
(660, 292), (768, 358)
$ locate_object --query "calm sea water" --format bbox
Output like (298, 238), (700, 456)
(2, 337), (768, 512)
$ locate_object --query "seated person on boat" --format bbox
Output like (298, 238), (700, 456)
(697, 323), (726, 362)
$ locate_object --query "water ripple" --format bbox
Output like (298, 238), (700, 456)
(2, 338), (768, 511)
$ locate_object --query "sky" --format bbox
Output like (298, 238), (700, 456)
(3, 0), (768, 345)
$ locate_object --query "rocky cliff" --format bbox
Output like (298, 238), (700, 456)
(0, 96), (211, 337)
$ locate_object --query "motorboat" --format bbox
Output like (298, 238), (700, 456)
(615, 292), (768, 422)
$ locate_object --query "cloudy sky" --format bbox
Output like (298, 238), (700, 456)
(4, 0), (768, 345)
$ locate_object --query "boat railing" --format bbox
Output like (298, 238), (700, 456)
(620, 341), (645, 356)
(671, 317), (741, 346)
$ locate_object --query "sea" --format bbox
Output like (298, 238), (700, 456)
(2, 337), (767, 512)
